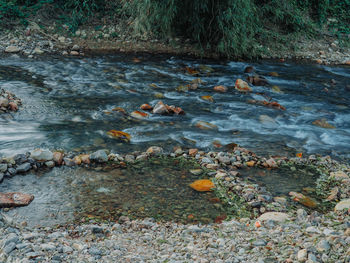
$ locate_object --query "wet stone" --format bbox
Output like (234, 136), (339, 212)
(16, 163), (31, 173)
(90, 150), (108, 163)
(3, 242), (17, 254)
(0, 163), (8, 173)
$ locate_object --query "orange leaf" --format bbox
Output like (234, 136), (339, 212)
(296, 153), (303, 158)
(107, 130), (131, 142)
(189, 179), (215, 192)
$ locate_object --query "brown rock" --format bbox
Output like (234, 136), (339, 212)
(70, 51), (79, 56)
(73, 156), (82, 165)
(0, 192), (34, 208)
(140, 104), (153, 111)
(213, 85), (228, 93)
(53, 152), (64, 165)
(189, 148), (198, 156)
(80, 154), (90, 164)
(8, 102), (18, 111)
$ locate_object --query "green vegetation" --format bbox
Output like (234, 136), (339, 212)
(1, 0), (349, 57)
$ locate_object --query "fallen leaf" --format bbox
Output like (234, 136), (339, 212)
(107, 130), (131, 142)
(186, 66), (199, 75)
(296, 153), (303, 158)
(312, 119), (335, 129)
(201, 95), (214, 102)
(130, 110), (149, 119)
(289, 192), (317, 208)
(246, 161), (255, 167)
(189, 179), (215, 192)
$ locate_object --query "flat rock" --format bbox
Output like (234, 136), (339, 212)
(5, 46), (20, 53)
(257, 212), (289, 222)
(334, 199), (350, 211)
(0, 192), (34, 208)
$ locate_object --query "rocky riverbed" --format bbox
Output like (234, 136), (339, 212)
(0, 146), (349, 262)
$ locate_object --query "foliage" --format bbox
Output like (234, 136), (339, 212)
(1, 0), (349, 57)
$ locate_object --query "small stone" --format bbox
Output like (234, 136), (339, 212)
(89, 246), (102, 256)
(125, 155), (135, 163)
(16, 163), (31, 173)
(152, 101), (169, 115)
(334, 199), (350, 211)
(258, 212), (289, 222)
(53, 152), (64, 165)
(40, 243), (56, 251)
(58, 36), (65, 43)
(266, 158), (278, 168)
(70, 51), (79, 56)
(190, 169), (202, 175)
(34, 47), (44, 55)
(90, 150), (108, 163)
(72, 44), (80, 51)
(316, 240), (330, 253)
(5, 46), (20, 53)
(3, 242), (16, 254)
(136, 154), (147, 161)
(45, 161), (55, 168)
(297, 249), (307, 262)
(146, 146), (163, 156)
(189, 149), (198, 156)
(306, 226), (320, 233)
(0, 163), (8, 173)
(330, 171), (349, 180)
(63, 158), (75, 166)
(252, 239), (267, 246)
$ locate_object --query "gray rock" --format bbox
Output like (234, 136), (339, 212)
(40, 243), (56, 251)
(258, 212), (289, 222)
(297, 248), (308, 262)
(0, 163), (7, 173)
(316, 240), (330, 253)
(89, 246), (102, 256)
(31, 149), (53, 161)
(308, 253), (318, 262)
(124, 155), (135, 163)
(252, 240), (267, 246)
(14, 154), (27, 164)
(90, 150), (108, 163)
(16, 163), (31, 173)
(4, 233), (19, 247)
(3, 242), (16, 254)
(45, 161), (55, 168)
(8, 168), (16, 176)
(63, 158), (75, 166)
(201, 157), (213, 164)
(0, 173), (3, 183)
(0, 97), (9, 107)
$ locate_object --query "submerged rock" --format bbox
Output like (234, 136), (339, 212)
(0, 192), (34, 207)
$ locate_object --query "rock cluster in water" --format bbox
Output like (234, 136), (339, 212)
(0, 89), (21, 114)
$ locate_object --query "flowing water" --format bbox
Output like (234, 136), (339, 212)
(0, 53), (349, 158)
(0, 53), (349, 225)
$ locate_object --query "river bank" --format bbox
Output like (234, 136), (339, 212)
(1, 21), (350, 65)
